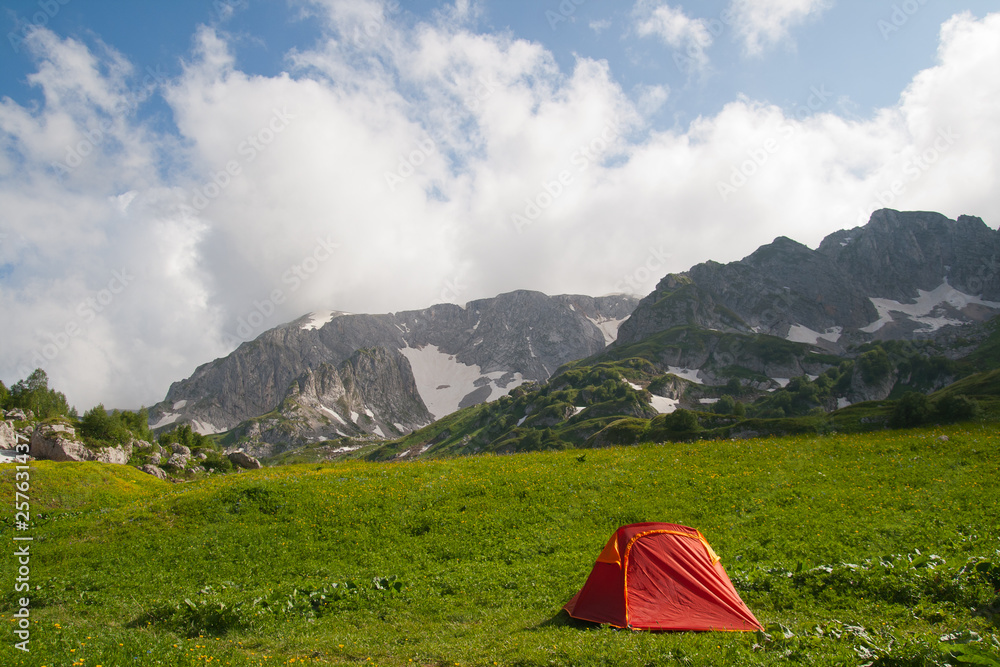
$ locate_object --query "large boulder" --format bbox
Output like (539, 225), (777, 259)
(228, 450), (263, 470)
(0, 421), (17, 449)
(138, 464), (169, 480)
(30, 423), (92, 462)
(165, 453), (190, 468)
(30, 422), (132, 464)
(171, 444), (191, 456)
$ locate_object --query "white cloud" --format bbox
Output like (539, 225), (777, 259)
(589, 19), (613, 35)
(728, 0), (833, 56)
(1, 10), (999, 412)
(632, 1), (714, 74)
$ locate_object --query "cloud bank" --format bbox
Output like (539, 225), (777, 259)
(1, 3), (998, 411)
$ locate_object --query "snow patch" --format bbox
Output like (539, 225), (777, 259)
(350, 411), (360, 423)
(572, 406), (586, 416)
(699, 398), (720, 405)
(301, 311), (343, 331)
(861, 280), (1000, 333)
(373, 425), (385, 438)
(516, 416), (527, 426)
(319, 406), (347, 425)
(330, 443), (366, 455)
(172, 400), (188, 410)
(772, 378), (790, 388)
(667, 367), (704, 385)
(401, 344), (525, 419)
(837, 397), (851, 409)
(787, 324), (843, 345)
(190, 420), (223, 435)
(650, 395), (679, 414)
(393, 423), (406, 432)
(588, 316), (627, 345)
(151, 412), (180, 429)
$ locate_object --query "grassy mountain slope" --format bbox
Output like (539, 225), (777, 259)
(3, 426), (999, 666)
(356, 317), (1000, 462)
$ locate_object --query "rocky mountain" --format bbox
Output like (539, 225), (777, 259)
(366, 209), (1000, 461)
(149, 291), (639, 443)
(618, 209), (1000, 349)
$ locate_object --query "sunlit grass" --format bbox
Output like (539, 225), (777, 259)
(1, 423), (998, 665)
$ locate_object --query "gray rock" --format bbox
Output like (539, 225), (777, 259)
(165, 453), (189, 468)
(30, 423), (91, 462)
(147, 291), (639, 435)
(617, 210), (1000, 348)
(6, 408), (28, 421)
(29, 422), (133, 464)
(196, 451), (208, 460)
(228, 450), (263, 470)
(0, 421), (17, 449)
(148, 451), (162, 465)
(171, 444), (191, 456)
(138, 464), (169, 480)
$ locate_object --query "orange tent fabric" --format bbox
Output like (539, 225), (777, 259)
(563, 522), (762, 632)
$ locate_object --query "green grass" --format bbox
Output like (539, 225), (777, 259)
(2, 424), (999, 666)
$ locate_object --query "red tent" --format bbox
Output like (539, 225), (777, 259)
(563, 522), (762, 632)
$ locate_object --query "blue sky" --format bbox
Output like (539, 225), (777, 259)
(1, 0), (999, 410)
(5, 1), (992, 129)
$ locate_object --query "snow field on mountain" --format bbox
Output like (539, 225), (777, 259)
(862, 280), (1000, 333)
(401, 344), (525, 419)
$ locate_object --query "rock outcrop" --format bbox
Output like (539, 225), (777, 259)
(148, 291), (639, 435)
(0, 421), (17, 449)
(30, 422), (132, 464)
(616, 210), (1000, 348)
(228, 451), (263, 470)
(138, 464), (169, 480)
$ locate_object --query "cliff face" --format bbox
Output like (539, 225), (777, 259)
(149, 291), (639, 436)
(617, 210), (1000, 348)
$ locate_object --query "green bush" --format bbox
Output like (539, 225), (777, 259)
(933, 394), (980, 424)
(858, 348), (892, 384)
(202, 450), (233, 473)
(891, 391), (931, 428)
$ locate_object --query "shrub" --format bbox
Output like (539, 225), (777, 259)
(891, 391), (931, 428)
(858, 348), (892, 384)
(932, 394), (980, 424)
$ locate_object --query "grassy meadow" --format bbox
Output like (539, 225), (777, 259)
(2, 424), (999, 666)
